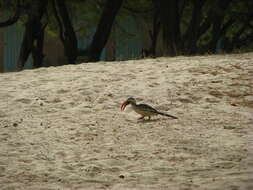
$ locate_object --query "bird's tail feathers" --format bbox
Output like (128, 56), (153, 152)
(157, 111), (178, 119)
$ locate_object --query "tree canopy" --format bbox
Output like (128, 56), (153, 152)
(0, 0), (252, 70)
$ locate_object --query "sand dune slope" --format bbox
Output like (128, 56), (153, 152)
(0, 53), (252, 190)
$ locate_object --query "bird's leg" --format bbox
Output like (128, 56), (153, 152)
(138, 115), (145, 120)
(148, 116), (151, 120)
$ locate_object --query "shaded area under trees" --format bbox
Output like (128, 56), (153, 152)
(143, 0), (253, 57)
(0, 0), (253, 70)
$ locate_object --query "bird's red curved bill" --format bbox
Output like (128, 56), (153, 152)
(121, 101), (128, 111)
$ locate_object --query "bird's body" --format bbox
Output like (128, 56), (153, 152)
(121, 97), (177, 120)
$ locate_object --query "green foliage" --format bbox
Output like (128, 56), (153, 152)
(1, 0), (252, 56)
(66, 1), (102, 38)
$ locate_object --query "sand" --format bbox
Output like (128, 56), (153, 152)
(0, 53), (252, 190)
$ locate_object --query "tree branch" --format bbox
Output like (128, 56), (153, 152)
(122, 4), (153, 15)
(0, 0), (20, 27)
(220, 17), (235, 36)
(183, 0), (206, 53)
(52, 0), (78, 64)
(232, 22), (252, 46)
(52, 0), (64, 42)
(87, 0), (123, 62)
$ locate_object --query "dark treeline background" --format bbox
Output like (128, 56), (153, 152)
(0, 0), (252, 70)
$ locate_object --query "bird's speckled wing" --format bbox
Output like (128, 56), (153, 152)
(132, 104), (159, 116)
(138, 104), (158, 112)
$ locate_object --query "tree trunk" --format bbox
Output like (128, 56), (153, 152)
(32, 23), (47, 68)
(184, 0), (205, 54)
(158, 0), (181, 56)
(149, 0), (161, 57)
(208, 0), (232, 53)
(87, 0), (123, 62)
(52, 0), (77, 65)
(141, 0), (160, 58)
(17, 0), (47, 70)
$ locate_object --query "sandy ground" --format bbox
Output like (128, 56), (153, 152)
(0, 53), (253, 190)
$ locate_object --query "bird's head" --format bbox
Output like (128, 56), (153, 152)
(121, 97), (136, 111)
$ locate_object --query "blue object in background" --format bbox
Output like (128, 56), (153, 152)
(3, 24), (32, 72)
